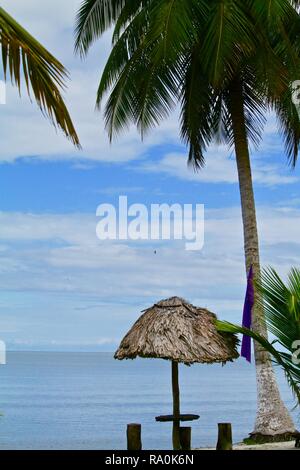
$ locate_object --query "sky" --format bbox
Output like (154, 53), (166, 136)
(1, 0), (300, 351)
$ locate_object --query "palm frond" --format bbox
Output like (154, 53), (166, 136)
(248, 0), (295, 26)
(143, 0), (206, 63)
(112, 0), (150, 43)
(102, 42), (180, 140)
(257, 268), (300, 350)
(216, 320), (300, 406)
(98, 3), (186, 140)
(75, 0), (126, 56)
(217, 267), (300, 407)
(103, 55), (140, 140)
(97, 7), (150, 106)
(270, 87), (300, 167)
(75, 0), (300, 168)
(180, 47), (215, 168)
(0, 7), (80, 147)
(200, 0), (258, 86)
(134, 57), (179, 137)
(224, 69), (266, 149)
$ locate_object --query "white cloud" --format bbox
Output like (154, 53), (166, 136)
(1, 1), (300, 349)
(1, 205), (299, 347)
(94, 186), (145, 195)
(0, 1), (297, 189)
(0, 0), (181, 164)
(140, 148), (298, 186)
(0, 206), (299, 299)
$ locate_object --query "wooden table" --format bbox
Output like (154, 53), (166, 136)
(155, 414), (200, 450)
(155, 414), (200, 422)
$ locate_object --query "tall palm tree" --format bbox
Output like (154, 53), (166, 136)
(217, 267), (300, 417)
(0, 7), (80, 146)
(75, 0), (300, 438)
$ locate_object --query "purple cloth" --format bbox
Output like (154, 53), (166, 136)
(241, 265), (254, 362)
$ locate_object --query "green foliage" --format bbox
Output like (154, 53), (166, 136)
(0, 7), (80, 147)
(243, 433), (295, 444)
(217, 267), (300, 407)
(75, 0), (300, 166)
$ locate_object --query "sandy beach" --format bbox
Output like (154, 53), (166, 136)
(199, 441), (299, 450)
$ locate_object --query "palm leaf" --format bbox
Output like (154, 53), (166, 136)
(216, 320), (300, 406)
(248, 0), (295, 25)
(96, 7), (150, 105)
(75, 0), (126, 56)
(101, 43), (144, 140)
(270, 86), (300, 167)
(0, 7), (80, 147)
(143, 0), (205, 62)
(76, 0), (300, 172)
(257, 268), (300, 350)
(180, 46), (215, 168)
(200, 0), (258, 86)
(217, 267), (300, 407)
(112, 0), (151, 43)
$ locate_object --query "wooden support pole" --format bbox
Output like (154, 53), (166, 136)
(172, 361), (181, 450)
(180, 427), (191, 450)
(216, 423), (233, 450)
(127, 423), (142, 450)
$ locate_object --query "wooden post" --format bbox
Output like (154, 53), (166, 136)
(127, 423), (142, 450)
(216, 423), (233, 450)
(180, 427), (191, 450)
(172, 361), (181, 450)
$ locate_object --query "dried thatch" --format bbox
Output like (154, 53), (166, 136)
(115, 297), (239, 365)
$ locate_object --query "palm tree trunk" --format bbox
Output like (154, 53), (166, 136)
(228, 77), (295, 438)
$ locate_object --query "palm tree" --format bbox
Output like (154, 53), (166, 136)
(217, 267), (300, 417)
(75, 0), (300, 438)
(0, 7), (80, 147)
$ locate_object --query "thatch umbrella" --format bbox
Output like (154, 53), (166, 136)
(115, 297), (239, 449)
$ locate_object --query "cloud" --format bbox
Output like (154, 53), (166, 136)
(94, 186), (145, 196)
(0, 0), (297, 189)
(7, 337), (121, 351)
(139, 148), (298, 186)
(1, 1), (300, 350)
(0, 0), (181, 164)
(1, 204), (299, 348)
(0, 205), (299, 297)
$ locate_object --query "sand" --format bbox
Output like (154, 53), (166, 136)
(198, 441), (298, 450)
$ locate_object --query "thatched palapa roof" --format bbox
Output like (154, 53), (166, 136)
(115, 297), (239, 365)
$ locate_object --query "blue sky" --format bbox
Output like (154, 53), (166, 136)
(1, 0), (300, 351)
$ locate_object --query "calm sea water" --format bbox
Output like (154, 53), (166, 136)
(0, 352), (298, 450)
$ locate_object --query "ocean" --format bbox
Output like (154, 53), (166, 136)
(0, 352), (298, 450)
